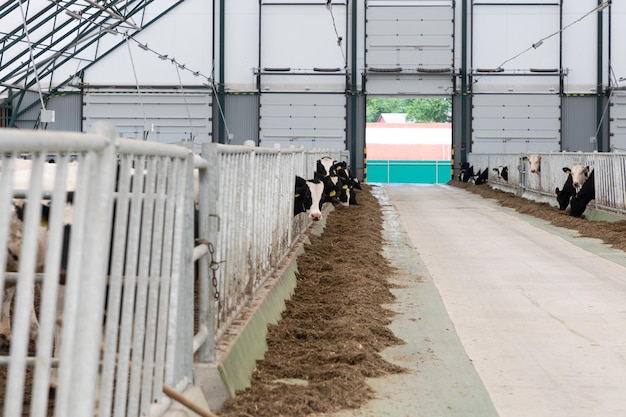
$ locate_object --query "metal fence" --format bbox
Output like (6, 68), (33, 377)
(469, 152), (626, 215)
(0, 124), (348, 416)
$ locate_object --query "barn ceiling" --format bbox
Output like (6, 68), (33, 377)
(0, 0), (186, 123)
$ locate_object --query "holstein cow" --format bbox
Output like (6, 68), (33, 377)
(569, 169), (595, 218)
(493, 166), (508, 182)
(474, 168), (489, 185)
(566, 164), (591, 192)
(555, 170), (575, 210)
(523, 154), (541, 174)
(294, 176), (313, 216)
(315, 157), (361, 206)
(293, 175), (341, 221)
(330, 161), (361, 206)
(458, 162), (475, 183)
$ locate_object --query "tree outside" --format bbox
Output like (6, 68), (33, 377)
(366, 98), (452, 123)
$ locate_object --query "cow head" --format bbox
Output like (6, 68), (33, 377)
(523, 154), (541, 174)
(493, 166), (508, 182)
(563, 165), (589, 191)
(315, 156), (335, 178)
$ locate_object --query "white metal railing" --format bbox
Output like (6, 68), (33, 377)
(0, 126), (194, 417)
(469, 152), (626, 215)
(192, 144), (349, 363)
(0, 123), (349, 416)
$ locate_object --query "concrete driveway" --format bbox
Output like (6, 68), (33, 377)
(328, 183), (626, 417)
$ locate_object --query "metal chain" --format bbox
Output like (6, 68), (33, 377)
(206, 241), (221, 300)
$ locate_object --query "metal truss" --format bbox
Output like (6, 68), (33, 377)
(0, 0), (186, 127)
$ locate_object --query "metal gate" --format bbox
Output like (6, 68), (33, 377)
(364, 0), (455, 96)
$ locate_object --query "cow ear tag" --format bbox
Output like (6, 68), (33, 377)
(294, 193), (300, 198)
(336, 166), (342, 171)
(329, 190), (336, 197)
(342, 185), (348, 189)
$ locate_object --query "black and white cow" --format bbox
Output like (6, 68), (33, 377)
(458, 163), (475, 183)
(566, 164), (591, 192)
(493, 166), (508, 182)
(474, 168), (489, 185)
(293, 175), (341, 221)
(555, 170), (575, 211)
(569, 169), (595, 218)
(294, 176), (313, 216)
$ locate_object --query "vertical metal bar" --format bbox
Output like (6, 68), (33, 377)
(113, 156), (146, 417)
(31, 153), (70, 417)
(199, 144), (218, 362)
(152, 158), (179, 393)
(68, 127), (117, 417)
(5, 152), (45, 417)
(99, 155), (133, 417)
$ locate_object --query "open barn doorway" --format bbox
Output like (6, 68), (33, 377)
(365, 97), (452, 184)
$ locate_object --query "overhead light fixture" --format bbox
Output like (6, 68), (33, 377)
(104, 8), (124, 20)
(597, 1), (610, 11)
(532, 39), (544, 49)
(178, 63), (186, 70)
(158, 54), (168, 60)
(127, 20), (141, 30)
(137, 43), (148, 51)
(84, 0), (105, 10)
(66, 10), (82, 20)
(192, 71), (200, 77)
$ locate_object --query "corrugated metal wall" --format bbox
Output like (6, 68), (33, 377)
(348, 94), (366, 181)
(561, 95), (597, 153)
(224, 94), (259, 145)
(45, 92), (82, 132)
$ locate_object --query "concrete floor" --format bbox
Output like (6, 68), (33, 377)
(326, 184), (626, 417)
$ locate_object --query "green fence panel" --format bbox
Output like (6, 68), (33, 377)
(367, 160), (452, 184)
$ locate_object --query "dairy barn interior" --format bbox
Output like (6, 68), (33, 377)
(1, 1), (626, 416)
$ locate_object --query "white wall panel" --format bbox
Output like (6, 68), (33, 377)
(259, 2), (347, 92)
(259, 93), (346, 149)
(562, 0), (607, 93)
(365, 1), (454, 95)
(83, 89), (212, 144)
(472, 3), (560, 92)
(84, 0), (213, 86)
(472, 94), (561, 153)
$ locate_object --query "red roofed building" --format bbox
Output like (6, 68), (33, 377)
(366, 121), (451, 160)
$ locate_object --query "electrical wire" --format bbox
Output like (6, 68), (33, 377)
(325, 1), (347, 68)
(18, 0), (46, 110)
(174, 62), (196, 142)
(497, 1), (611, 70)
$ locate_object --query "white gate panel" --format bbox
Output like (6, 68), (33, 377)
(83, 90), (212, 144)
(472, 94), (561, 153)
(365, 0), (454, 96)
(259, 93), (346, 149)
(610, 92), (626, 152)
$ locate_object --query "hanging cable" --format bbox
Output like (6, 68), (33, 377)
(18, 0), (46, 110)
(496, 1), (610, 70)
(325, 0), (347, 68)
(174, 62), (196, 142)
(125, 34), (149, 140)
